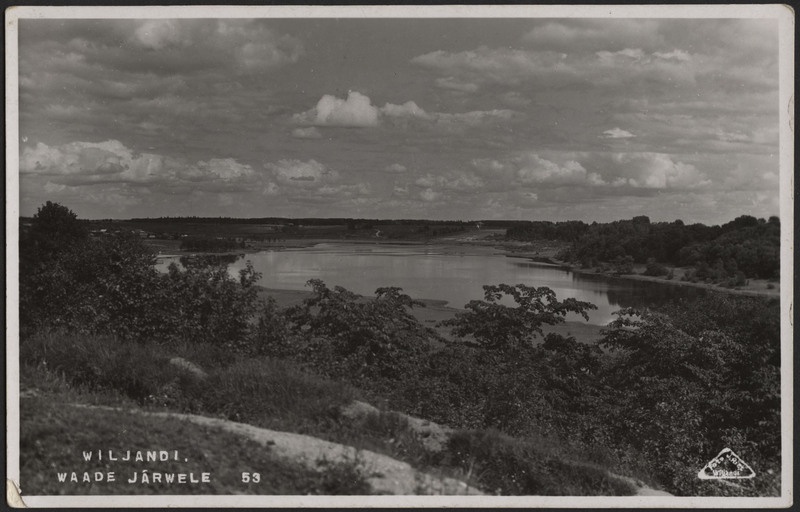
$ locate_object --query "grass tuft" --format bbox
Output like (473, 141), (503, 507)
(437, 429), (636, 496)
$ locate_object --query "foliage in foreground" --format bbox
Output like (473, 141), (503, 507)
(282, 279), (436, 382)
(272, 280), (781, 496)
(440, 283), (597, 350)
(20, 202), (264, 346)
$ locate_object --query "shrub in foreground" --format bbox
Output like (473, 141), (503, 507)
(285, 280), (435, 381)
(440, 283), (597, 350)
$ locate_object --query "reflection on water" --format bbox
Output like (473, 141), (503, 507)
(157, 243), (706, 325)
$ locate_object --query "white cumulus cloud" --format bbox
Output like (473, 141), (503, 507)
(294, 91), (514, 131)
(415, 171), (485, 191)
(609, 152), (711, 189)
(420, 188), (440, 202)
(265, 159), (338, 186)
(434, 77), (479, 93)
(514, 154), (596, 186)
(380, 101), (433, 120)
(385, 163), (407, 173)
(291, 127), (323, 139)
(134, 20), (188, 50)
(293, 91), (379, 127)
(601, 127), (636, 139)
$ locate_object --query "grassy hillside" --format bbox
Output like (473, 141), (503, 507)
(19, 333), (639, 496)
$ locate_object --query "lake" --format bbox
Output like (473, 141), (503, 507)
(156, 242), (706, 325)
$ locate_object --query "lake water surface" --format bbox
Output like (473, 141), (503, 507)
(157, 243), (706, 325)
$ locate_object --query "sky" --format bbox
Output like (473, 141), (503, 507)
(16, 16), (782, 223)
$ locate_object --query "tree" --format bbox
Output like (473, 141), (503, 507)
(598, 299), (780, 495)
(23, 201), (87, 262)
(440, 284), (597, 351)
(643, 257), (669, 276)
(31, 201), (86, 239)
(285, 280), (433, 380)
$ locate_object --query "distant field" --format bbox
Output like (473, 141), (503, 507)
(91, 219), (486, 242)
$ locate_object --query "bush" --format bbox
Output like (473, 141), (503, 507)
(643, 258), (669, 276)
(20, 233), (164, 339)
(726, 270), (747, 288)
(158, 261), (262, 345)
(285, 280), (434, 381)
(598, 296), (780, 495)
(610, 255), (634, 275)
(248, 297), (292, 356)
(440, 284), (596, 351)
(20, 331), (179, 404)
(20, 203), (264, 347)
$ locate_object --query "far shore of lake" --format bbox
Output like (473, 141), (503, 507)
(150, 233), (780, 307)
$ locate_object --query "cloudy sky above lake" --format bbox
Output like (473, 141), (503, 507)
(16, 14), (782, 223)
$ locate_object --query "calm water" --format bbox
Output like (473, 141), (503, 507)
(157, 243), (706, 325)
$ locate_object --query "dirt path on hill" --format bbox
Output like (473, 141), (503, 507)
(340, 400), (672, 498)
(66, 400), (670, 497)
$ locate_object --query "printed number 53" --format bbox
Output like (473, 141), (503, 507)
(242, 472), (261, 483)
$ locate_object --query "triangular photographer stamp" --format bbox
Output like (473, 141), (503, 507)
(698, 448), (756, 480)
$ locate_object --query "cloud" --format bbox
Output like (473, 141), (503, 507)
(294, 91), (514, 131)
(414, 171), (485, 192)
(420, 188), (440, 202)
(20, 139), (259, 192)
(515, 191), (539, 206)
(293, 91), (380, 127)
(392, 184), (409, 196)
(262, 182), (280, 196)
(316, 183), (371, 198)
(499, 92), (531, 108)
(380, 100), (433, 120)
(608, 152), (711, 189)
(411, 46), (572, 86)
(182, 158), (255, 181)
(521, 20), (665, 52)
(385, 163), (407, 173)
(17, 19), (779, 222)
(653, 49), (691, 62)
(291, 127), (323, 139)
(473, 153), (601, 187)
(513, 154), (598, 186)
(434, 77), (479, 93)
(435, 109), (514, 128)
(21, 140), (158, 181)
(130, 20), (304, 73)
(265, 159), (338, 187)
(410, 43), (703, 90)
(133, 20), (189, 50)
(596, 48), (646, 62)
(473, 150), (711, 191)
(232, 31), (304, 71)
(601, 128), (635, 139)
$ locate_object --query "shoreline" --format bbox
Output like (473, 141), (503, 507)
(150, 236), (780, 300)
(498, 249), (779, 298)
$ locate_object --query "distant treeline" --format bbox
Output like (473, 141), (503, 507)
(126, 216), (477, 227)
(508, 215), (780, 280)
